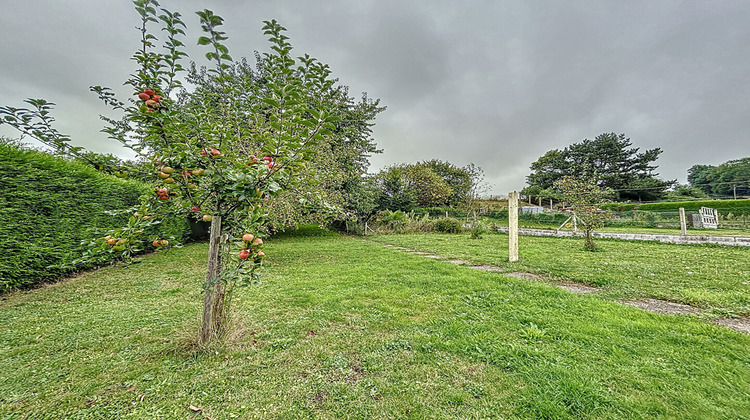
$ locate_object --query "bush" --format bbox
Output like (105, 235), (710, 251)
(433, 217), (464, 233)
(374, 210), (433, 233)
(0, 143), (190, 290)
(469, 220), (487, 239)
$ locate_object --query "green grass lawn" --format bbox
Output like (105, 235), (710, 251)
(2, 227), (749, 418)
(370, 232), (750, 318)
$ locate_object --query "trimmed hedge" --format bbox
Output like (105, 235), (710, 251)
(0, 143), (189, 290)
(601, 199), (750, 215)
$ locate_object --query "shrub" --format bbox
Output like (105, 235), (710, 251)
(469, 220), (487, 239)
(376, 210), (409, 231)
(374, 210), (433, 233)
(433, 217), (464, 234)
(0, 143), (190, 290)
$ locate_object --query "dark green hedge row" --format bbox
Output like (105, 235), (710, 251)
(601, 199), (750, 215)
(0, 143), (190, 290)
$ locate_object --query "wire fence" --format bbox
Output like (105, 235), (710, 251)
(608, 209), (750, 229)
(484, 208), (750, 229)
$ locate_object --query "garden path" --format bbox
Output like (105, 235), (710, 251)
(376, 242), (750, 334)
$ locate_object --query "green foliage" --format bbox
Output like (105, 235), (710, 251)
(374, 161), (482, 212)
(0, 142), (189, 290)
(374, 165), (419, 211)
(527, 133), (673, 201)
(688, 158), (750, 197)
(469, 220), (487, 239)
(374, 210), (433, 233)
(601, 198), (750, 216)
(414, 206), (468, 218)
(415, 160), (473, 206)
(667, 183), (710, 200)
(433, 217), (464, 234)
(554, 176), (615, 250)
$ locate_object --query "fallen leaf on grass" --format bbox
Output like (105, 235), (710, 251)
(189, 404), (203, 412)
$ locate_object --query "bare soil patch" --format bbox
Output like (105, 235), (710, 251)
(468, 265), (505, 272)
(620, 299), (701, 316)
(712, 318), (750, 334)
(557, 283), (599, 294)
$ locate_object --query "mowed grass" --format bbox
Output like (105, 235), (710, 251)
(0, 226), (748, 419)
(371, 232), (750, 317)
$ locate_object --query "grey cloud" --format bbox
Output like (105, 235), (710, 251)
(2, 1), (749, 195)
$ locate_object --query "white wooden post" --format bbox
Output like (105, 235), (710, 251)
(509, 191), (519, 262)
(679, 207), (687, 236)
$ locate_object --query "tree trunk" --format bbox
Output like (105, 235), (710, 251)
(200, 215), (225, 344)
(584, 229), (595, 251)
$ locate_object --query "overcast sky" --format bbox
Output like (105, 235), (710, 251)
(2, 1), (749, 196)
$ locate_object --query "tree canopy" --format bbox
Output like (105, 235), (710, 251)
(0, 1), (383, 344)
(525, 133), (673, 202)
(373, 160), (480, 211)
(688, 157), (750, 198)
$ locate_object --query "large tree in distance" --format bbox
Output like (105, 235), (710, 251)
(526, 133), (673, 202)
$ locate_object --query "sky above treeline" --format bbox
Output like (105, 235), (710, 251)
(1, 1), (748, 196)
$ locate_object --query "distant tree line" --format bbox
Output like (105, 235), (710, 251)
(688, 158), (750, 198)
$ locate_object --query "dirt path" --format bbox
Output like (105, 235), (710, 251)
(377, 242), (750, 334)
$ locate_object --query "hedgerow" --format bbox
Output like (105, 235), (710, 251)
(0, 143), (189, 290)
(602, 199), (750, 215)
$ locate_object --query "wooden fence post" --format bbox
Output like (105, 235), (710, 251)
(679, 207), (687, 236)
(509, 191), (519, 262)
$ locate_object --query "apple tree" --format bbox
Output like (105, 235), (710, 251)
(1, 0), (354, 344)
(553, 176), (614, 251)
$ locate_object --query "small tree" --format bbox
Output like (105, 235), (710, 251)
(554, 176), (614, 251)
(0, 1), (376, 345)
